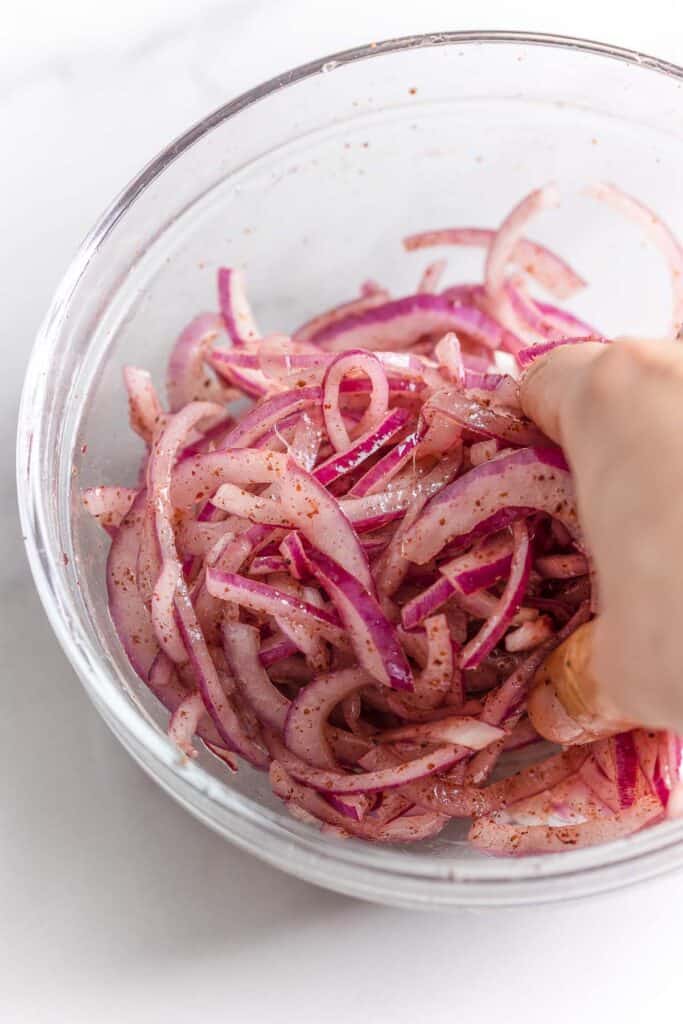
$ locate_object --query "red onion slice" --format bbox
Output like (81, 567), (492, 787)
(222, 620), (290, 732)
(297, 540), (414, 692)
(221, 386), (322, 449)
(486, 185), (561, 299)
(268, 732), (466, 795)
(587, 182), (683, 339)
(460, 521), (533, 670)
(277, 456), (373, 593)
(404, 226), (585, 299)
(206, 569), (346, 646)
(313, 293), (520, 353)
(166, 313), (225, 412)
(613, 732), (639, 809)
(314, 407), (410, 485)
(424, 388), (546, 448)
(284, 667), (371, 768)
(402, 446), (578, 564)
(440, 531), (514, 595)
(469, 795), (662, 856)
(123, 366), (165, 444)
(536, 553), (589, 579)
(217, 267), (259, 345)
(168, 691), (206, 758)
(516, 336), (606, 369)
(379, 716), (503, 748)
(417, 259), (448, 293)
(83, 486), (137, 536)
(322, 349), (390, 451)
(293, 288), (390, 344)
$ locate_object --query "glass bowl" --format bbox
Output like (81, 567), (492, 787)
(17, 31), (683, 909)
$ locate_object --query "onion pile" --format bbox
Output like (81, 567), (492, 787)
(85, 183), (683, 855)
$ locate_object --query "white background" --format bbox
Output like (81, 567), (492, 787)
(3, 2), (683, 1021)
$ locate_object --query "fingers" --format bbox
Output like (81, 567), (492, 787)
(519, 342), (606, 446)
(521, 338), (683, 737)
(527, 620), (636, 744)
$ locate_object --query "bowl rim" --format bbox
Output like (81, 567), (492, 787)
(17, 29), (683, 906)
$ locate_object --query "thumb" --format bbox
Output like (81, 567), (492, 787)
(519, 342), (607, 445)
(527, 620), (636, 744)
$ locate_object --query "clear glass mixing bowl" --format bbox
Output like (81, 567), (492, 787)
(17, 31), (683, 908)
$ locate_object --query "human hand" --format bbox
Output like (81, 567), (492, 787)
(520, 338), (683, 741)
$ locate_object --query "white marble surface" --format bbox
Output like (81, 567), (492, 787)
(4, 2), (683, 1021)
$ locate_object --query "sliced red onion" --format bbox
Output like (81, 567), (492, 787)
(314, 407), (410, 485)
(168, 691), (206, 758)
(146, 653), (236, 764)
(98, 183), (681, 854)
(486, 185), (561, 299)
(166, 312), (225, 412)
(469, 439), (499, 467)
(106, 492), (159, 679)
(277, 456), (373, 592)
(402, 576), (456, 631)
(503, 281), (577, 343)
(222, 620), (290, 731)
(536, 553), (589, 579)
(259, 635), (299, 668)
(406, 747), (588, 819)
(208, 349), (272, 398)
(290, 412), (324, 471)
(402, 446), (578, 564)
(322, 349), (389, 451)
(174, 588), (270, 768)
(222, 386), (322, 449)
(206, 569), (346, 646)
(434, 331), (464, 383)
(463, 370), (520, 406)
(480, 601), (591, 728)
(313, 293), (520, 353)
(516, 335), (606, 369)
(83, 486), (137, 536)
(249, 554), (288, 575)
(298, 540), (414, 692)
(418, 259), (448, 293)
(271, 577), (330, 672)
(270, 762), (444, 840)
(404, 226), (585, 299)
(387, 614), (458, 716)
(414, 412), (462, 459)
(424, 388), (546, 448)
(217, 267), (259, 345)
(469, 795), (662, 856)
(613, 732), (639, 809)
(440, 531), (514, 595)
(147, 401), (224, 657)
(578, 754), (622, 813)
(171, 448), (288, 510)
(268, 731), (464, 795)
(284, 667), (371, 768)
(587, 182), (683, 338)
(360, 453), (463, 598)
(178, 415), (236, 461)
(348, 425), (424, 497)
(123, 366), (165, 444)
(534, 301), (603, 339)
(379, 716), (503, 749)
(502, 717), (541, 752)
(279, 531), (310, 581)
(293, 289), (390, 344)
(460, 521), (532, 670)
(504, 615), (554, 652)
